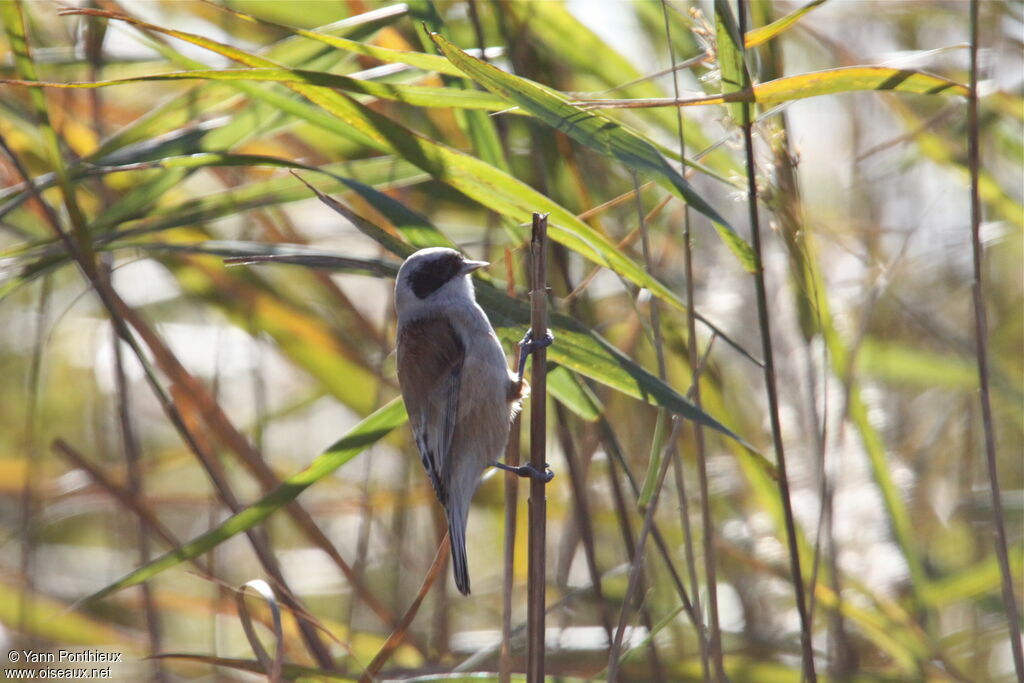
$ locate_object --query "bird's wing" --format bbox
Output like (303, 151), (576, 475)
(396, 315), (465, 504)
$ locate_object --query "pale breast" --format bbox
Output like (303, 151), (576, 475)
(448, 306), (518, 469)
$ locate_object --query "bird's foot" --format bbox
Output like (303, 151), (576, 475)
(517, 328), (554, 381)
(492, 461), (555, 483)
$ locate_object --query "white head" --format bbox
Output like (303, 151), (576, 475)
(395, 247), (489, 321)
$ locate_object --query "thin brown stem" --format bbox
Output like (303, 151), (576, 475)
(500, 252), (522, 682)
(108, 273), (167, 682)
(0, 133), (335, 670)
(344, 272), (392, 649)
(526, 213), (550, 681)
(52, 439), (184, 551)
(967, 1), (1024, 677)
(661, 3), (727, 678)
(604, 444), (666, 681)
(737, 1), (816, 679)
(632, 167), (709, 678)
(361, 535), (451, 682)
(598, 418), (701, 633)
(607, 419), (684, 681)
(500, 415), (522, 681)
(555, 404), (614, 651)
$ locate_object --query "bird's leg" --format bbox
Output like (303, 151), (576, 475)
(501, 329), (555, 483)
(492, 461), (555, 483)
(517, 327), (554, 383)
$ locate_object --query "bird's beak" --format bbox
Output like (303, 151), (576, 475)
(460, 259), (489, 275)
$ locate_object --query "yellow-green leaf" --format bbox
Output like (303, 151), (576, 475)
(715, 0), (750, 123)
(745, 0), (827, 48)
(62, 8), (709, 324)
(0, 69), (511, 112)
(582, 67), (968, 109)
(430, 32), (757, 272)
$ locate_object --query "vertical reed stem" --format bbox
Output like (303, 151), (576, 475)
(659, 2), (724, 678)
(607, 419), (684, 680)
(526, 213), (550, 681)
(110, 273), (166, 683)
(967, 2), (1024, 677)
(736, 1), (816, 679)
(501, 254), (523, 682)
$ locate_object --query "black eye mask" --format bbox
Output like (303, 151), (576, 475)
(409, 252), (465, 299)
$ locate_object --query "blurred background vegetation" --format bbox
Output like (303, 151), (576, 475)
(0, 0), (1021, 680)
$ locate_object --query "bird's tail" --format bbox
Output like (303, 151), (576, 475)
(447, 505), (471, 596)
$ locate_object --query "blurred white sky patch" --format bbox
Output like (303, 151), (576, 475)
(112, 257), (182, 307)
(568, 0), (650, 68)
(61, 0), (245, 65)
(451, 625), (649, 654)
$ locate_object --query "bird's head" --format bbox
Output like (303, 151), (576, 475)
(395, 247), (488, 320)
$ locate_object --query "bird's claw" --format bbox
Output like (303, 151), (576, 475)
(492, 461), (555, 483)
(517, 328), (554, 381)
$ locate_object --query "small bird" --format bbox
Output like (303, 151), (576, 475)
(394, 247), (551, 595)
